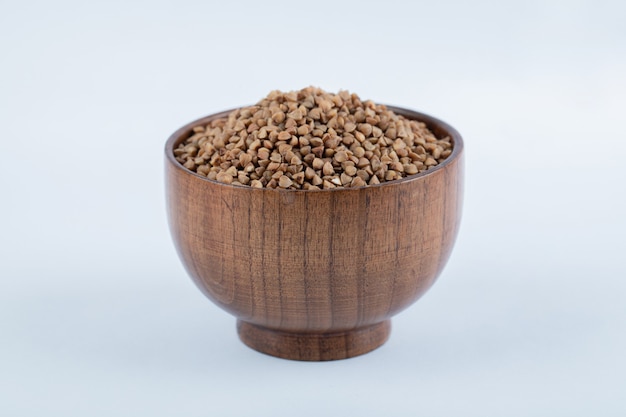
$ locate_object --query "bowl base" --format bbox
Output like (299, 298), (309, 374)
(236, 320), (391, 361)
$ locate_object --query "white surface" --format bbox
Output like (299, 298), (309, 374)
(1, 0), (625, 415)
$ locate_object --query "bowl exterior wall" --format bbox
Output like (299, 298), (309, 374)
(166, 109), (463, 333)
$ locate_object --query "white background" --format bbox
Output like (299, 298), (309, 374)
(1, 0), (625, 415)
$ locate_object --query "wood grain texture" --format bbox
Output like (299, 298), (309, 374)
(165, 107), (464, 361)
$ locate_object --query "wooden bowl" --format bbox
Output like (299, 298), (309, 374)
(165, 107), (464, 361)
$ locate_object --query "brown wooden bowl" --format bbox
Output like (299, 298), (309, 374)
(165, 106), (464, 361)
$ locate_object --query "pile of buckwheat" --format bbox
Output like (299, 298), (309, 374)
(174, 87), (452, 190)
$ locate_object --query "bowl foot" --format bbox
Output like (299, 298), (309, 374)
(236, 320), (391, 361)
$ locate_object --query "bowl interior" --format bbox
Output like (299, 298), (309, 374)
(165, 105), (464, 191)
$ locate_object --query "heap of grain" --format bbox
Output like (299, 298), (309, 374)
(174, 87), (452, 190)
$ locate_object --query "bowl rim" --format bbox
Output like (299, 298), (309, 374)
(165, 105), (464, 192)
